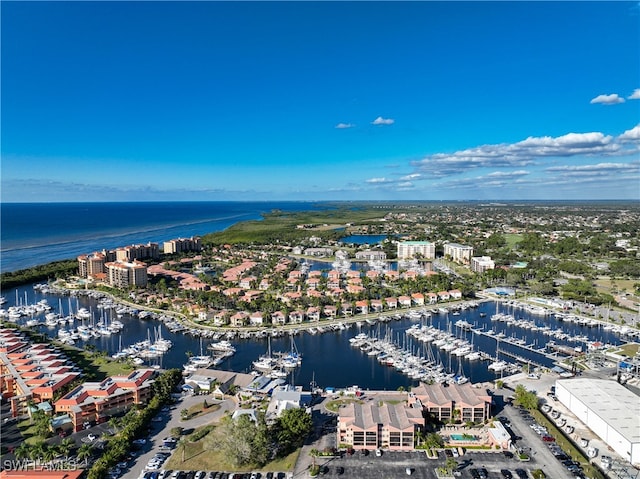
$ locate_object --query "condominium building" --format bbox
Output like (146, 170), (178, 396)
(408, 382), (492, 424)
(397, 241), (435, 260)
(0, 330), (81, 417)
(77, 252), (107, 278)
(105, 260), (148, 288)
(470, 256), (495, 273)
(115, 242), (159, 262)
(338, 401), (424, 451)
(355, 250), (387, 261)
(444, 243), (474, 264)
(55, 369), (155, 432)
(163, 236), (202, 254)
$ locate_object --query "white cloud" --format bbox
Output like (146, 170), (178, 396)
(590, 93), (625, 105)
(400, 173), (422, 180)
(412, 130), (621, 177)
(628, 89), (640, 100)
(619, 124), (640, 141)
(365, 177), (393, 184)
(335, 122), (355, 129)
(371, 116), (394, 125)
(546, 161), (640, 174)
(486, 170), (530, 178)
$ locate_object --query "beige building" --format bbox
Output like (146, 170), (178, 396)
(77, 252), (106, 278)
(408, 382), (492, 424)
(397, 241), (435, 259)
(338, 401), (424, 451)
(163, 236), (202, 254)
(355, 250), (387, 261)
(471, 256), (495, 273)
(444, 243), (474, 264)
(115, 242), (159, 262)
(105, 260), (148, 288)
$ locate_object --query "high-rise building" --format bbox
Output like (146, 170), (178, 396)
(397, 241), (435, 259)
(77, 252), (106, 278)
(444, 243), (474, 264)
(105, 260), (148, 288)
(471, 256), (495, 273)
(163, 236), (202, 254)
(115, 242), (159, 262)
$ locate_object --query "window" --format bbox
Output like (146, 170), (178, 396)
(389, 432), (401, 447)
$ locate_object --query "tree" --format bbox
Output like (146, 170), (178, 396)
(14, 443), (31, 461)
(425, 433), (444, 449)
(514, 384), (539, 410)
(180, 408), (189, 420)
(170, 426), (184, 439)
(178, 437), (188, 463)
(76, 443), (93, 464)
(58, 437), (75, 458)
(445, 457), (458, 474)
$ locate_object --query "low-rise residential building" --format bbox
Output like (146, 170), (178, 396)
(355, 250), (387, 261)
(337, 401), (424, 451)
(408, 382), (492, 424)
(304, 247), (333, 257)
(54, 369), (155, 432)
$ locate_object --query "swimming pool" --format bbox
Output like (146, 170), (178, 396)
(450, 434), (478, 441)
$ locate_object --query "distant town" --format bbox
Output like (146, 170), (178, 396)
(1, 202), (639, 479)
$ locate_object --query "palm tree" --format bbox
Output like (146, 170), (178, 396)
(42, 444), (57, 466)
(108, 417), (120, 434)
(14, 443), (31, 461)
(76, 443), (93, 465)
(58, 437), (75, 459)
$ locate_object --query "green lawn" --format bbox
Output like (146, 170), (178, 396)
(504, 234), (523, 249)
(55, 344), (135, 380)
(324, 398), (364, 413)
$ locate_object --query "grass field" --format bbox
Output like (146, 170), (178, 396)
(324, 398), (365, 413)
(594, 278), (637, 295)
(56, 344), (135, 380)
(504, 234), (523, 249)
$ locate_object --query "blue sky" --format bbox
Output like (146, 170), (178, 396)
(2, 1), (639, 202)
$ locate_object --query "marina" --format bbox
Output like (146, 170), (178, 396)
(0, 281), (633, 390)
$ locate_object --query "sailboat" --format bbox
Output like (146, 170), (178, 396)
(454, 358), (469, 384)
(281, 336), (302, 369)
(253, 336), (278, 372)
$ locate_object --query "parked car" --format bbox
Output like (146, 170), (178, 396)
(375, 449), (382, 457)
(500, 469), (513, 479)
(515, 469), (528, 479)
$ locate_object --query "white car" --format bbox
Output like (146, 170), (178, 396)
(87, 433), (97, 441)
(375, 449), (382, 457)
(133, 438), (147, 446)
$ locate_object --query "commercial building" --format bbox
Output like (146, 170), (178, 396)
(163, 236), (202, 254)
(471, 256), (495, 273)
(397, 241), (435, 260)
(556, 378), (640, 465)
(55, 369), (155, 432)
(408, 382), (492, 424)
(105, 260), (148, 288)
(338, 401), (424, 451)
(444, 243), (474, 264)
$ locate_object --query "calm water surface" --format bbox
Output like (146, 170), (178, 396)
(3, 283), (625, 390)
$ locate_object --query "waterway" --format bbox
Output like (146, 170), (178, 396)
(2, 283), (627, 391)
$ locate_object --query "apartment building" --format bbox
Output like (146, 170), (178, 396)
(77, 252), (107, 278)
(444, 243), (474, 264)
(0, 331), (81, 417)
(338, 401), (424, 451)
(397, 241), (435, 260)
(55, 369), (155, 432)
(105, 260), (148, 288)
(163, 236), (202, 254)
(115, 242), (159, 262)
(355, 250), (387, 261)
(408, 382), (492, 424)
(471, 256), (495, 273)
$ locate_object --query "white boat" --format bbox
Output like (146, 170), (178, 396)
(208, 340), (236, 353)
